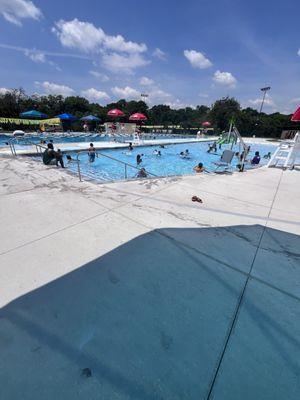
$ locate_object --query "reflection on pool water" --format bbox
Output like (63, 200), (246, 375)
(66, 141), (276, 182)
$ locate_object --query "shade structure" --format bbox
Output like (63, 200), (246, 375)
(129, 113), (147, 121)
(19, 110), (48, 119)
(56, 113), (77, 121)
(80, 115), (100, 121)
(291, 107), (300, 122)
(202, 121), (211, 127)
(107, 109), (124, 117)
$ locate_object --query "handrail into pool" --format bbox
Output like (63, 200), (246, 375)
(75, 150), (157, 182)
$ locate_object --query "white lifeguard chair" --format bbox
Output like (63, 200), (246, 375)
(268, 131), (300, 169)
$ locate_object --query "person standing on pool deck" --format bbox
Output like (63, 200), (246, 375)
(88, 143), (96, 162)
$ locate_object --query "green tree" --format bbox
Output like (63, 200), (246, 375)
(209, 97), (240, 132)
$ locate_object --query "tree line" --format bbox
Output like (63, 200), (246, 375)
(0, 88), (298, 137)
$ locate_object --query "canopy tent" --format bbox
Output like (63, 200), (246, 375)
(56, 113), (78, 121)
(80, 115), (101, 121)
(291, 107), (300, 122)
(19, 110), (48, 119)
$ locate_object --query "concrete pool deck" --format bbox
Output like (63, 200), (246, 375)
(0, 155), (299, 399)
(0, 137), (218, 156)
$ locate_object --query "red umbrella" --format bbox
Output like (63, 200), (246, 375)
(291, 107), (300, 121)
(107, 108), (125, 117)
(129, 113), (147, 121)
(202, 121), (211, 127)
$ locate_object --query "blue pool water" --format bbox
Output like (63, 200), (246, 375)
(66, 141), (277, 181)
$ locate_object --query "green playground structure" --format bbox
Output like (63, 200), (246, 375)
(217, 132), (237, 145)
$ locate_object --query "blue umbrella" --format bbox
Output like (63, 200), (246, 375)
(56, 113), (78, 120)
(80, 115), (101, 121)
(20, 110), (48, 119)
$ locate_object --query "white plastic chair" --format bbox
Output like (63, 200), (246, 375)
(213, 150), (235, 171)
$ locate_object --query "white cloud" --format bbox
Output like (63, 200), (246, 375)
(213, 70), (237, 88)
(0, 87), (10, 95)
(102, 52), (150, 73)
(140, 76), (154, 86)
(53, 18), (147, 55)
(290, 97), (300, 104)
(35, 81), (75, 97)
(199, 93), (209, 98)
(148, 89), (172, 103)
(184, 49), (212, 69)
(81, 88), (110, 103)
(166, 99), (195, 110)
(0, 0), (42, 26)
(0, 43), (91, 61)
(52, 19), (104, 53)
(89, 71), (110, 81)
(298, 49), (300, 57)
(248, 94), (274, 107)
(111, 86), (140, 100)
(24, 49), (46, 63)
(103, 34), (146, 53)
(153, 48), (167, 60)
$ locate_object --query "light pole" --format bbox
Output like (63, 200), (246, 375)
(259, 86), (271, 114)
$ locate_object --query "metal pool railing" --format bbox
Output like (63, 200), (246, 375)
(75, 150), (157, 182)
(7, 138), (157, 182)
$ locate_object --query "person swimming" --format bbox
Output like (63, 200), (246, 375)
(128, 142), (133, 151)
(263, 152), (271, 159)
(136, 154), (142, 164)
(136, 167), (147, 178)
(193, 162), (205, 173)
(251, 151), (261, 165)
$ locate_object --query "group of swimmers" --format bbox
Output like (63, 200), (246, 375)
(43, 141), (97, 168)
(180, 149), (190, 159)
(207, 142), (218, 153)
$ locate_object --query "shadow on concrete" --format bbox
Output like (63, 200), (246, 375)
(1, 225), (300, 400)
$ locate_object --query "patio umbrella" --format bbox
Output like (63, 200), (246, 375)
(107, 109), (124, 117)
(19, 110), (48, 119)
(202, 121), (211, 127)
(291, 107), (300, 122)
(56, 113), (78, 121)
(80, 115), (100, 121)
(129, 113), (147, 122)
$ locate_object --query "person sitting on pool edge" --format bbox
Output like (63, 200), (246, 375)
(136, 167), (148, 178)
(193, 162), (205, 173)
(251, 151), (261, 165)
(42, 143), (64, 168)
(88, 143), (96, 162)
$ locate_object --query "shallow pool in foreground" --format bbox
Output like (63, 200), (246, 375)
(65, 141), (276, 182)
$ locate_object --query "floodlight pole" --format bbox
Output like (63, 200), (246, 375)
(259, 86), (271, 114)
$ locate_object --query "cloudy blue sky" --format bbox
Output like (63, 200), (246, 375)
(0, 0), (299, 113)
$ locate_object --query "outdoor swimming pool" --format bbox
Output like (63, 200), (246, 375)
(65, 141), (276, 181)
(0, 132), (194, 147)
